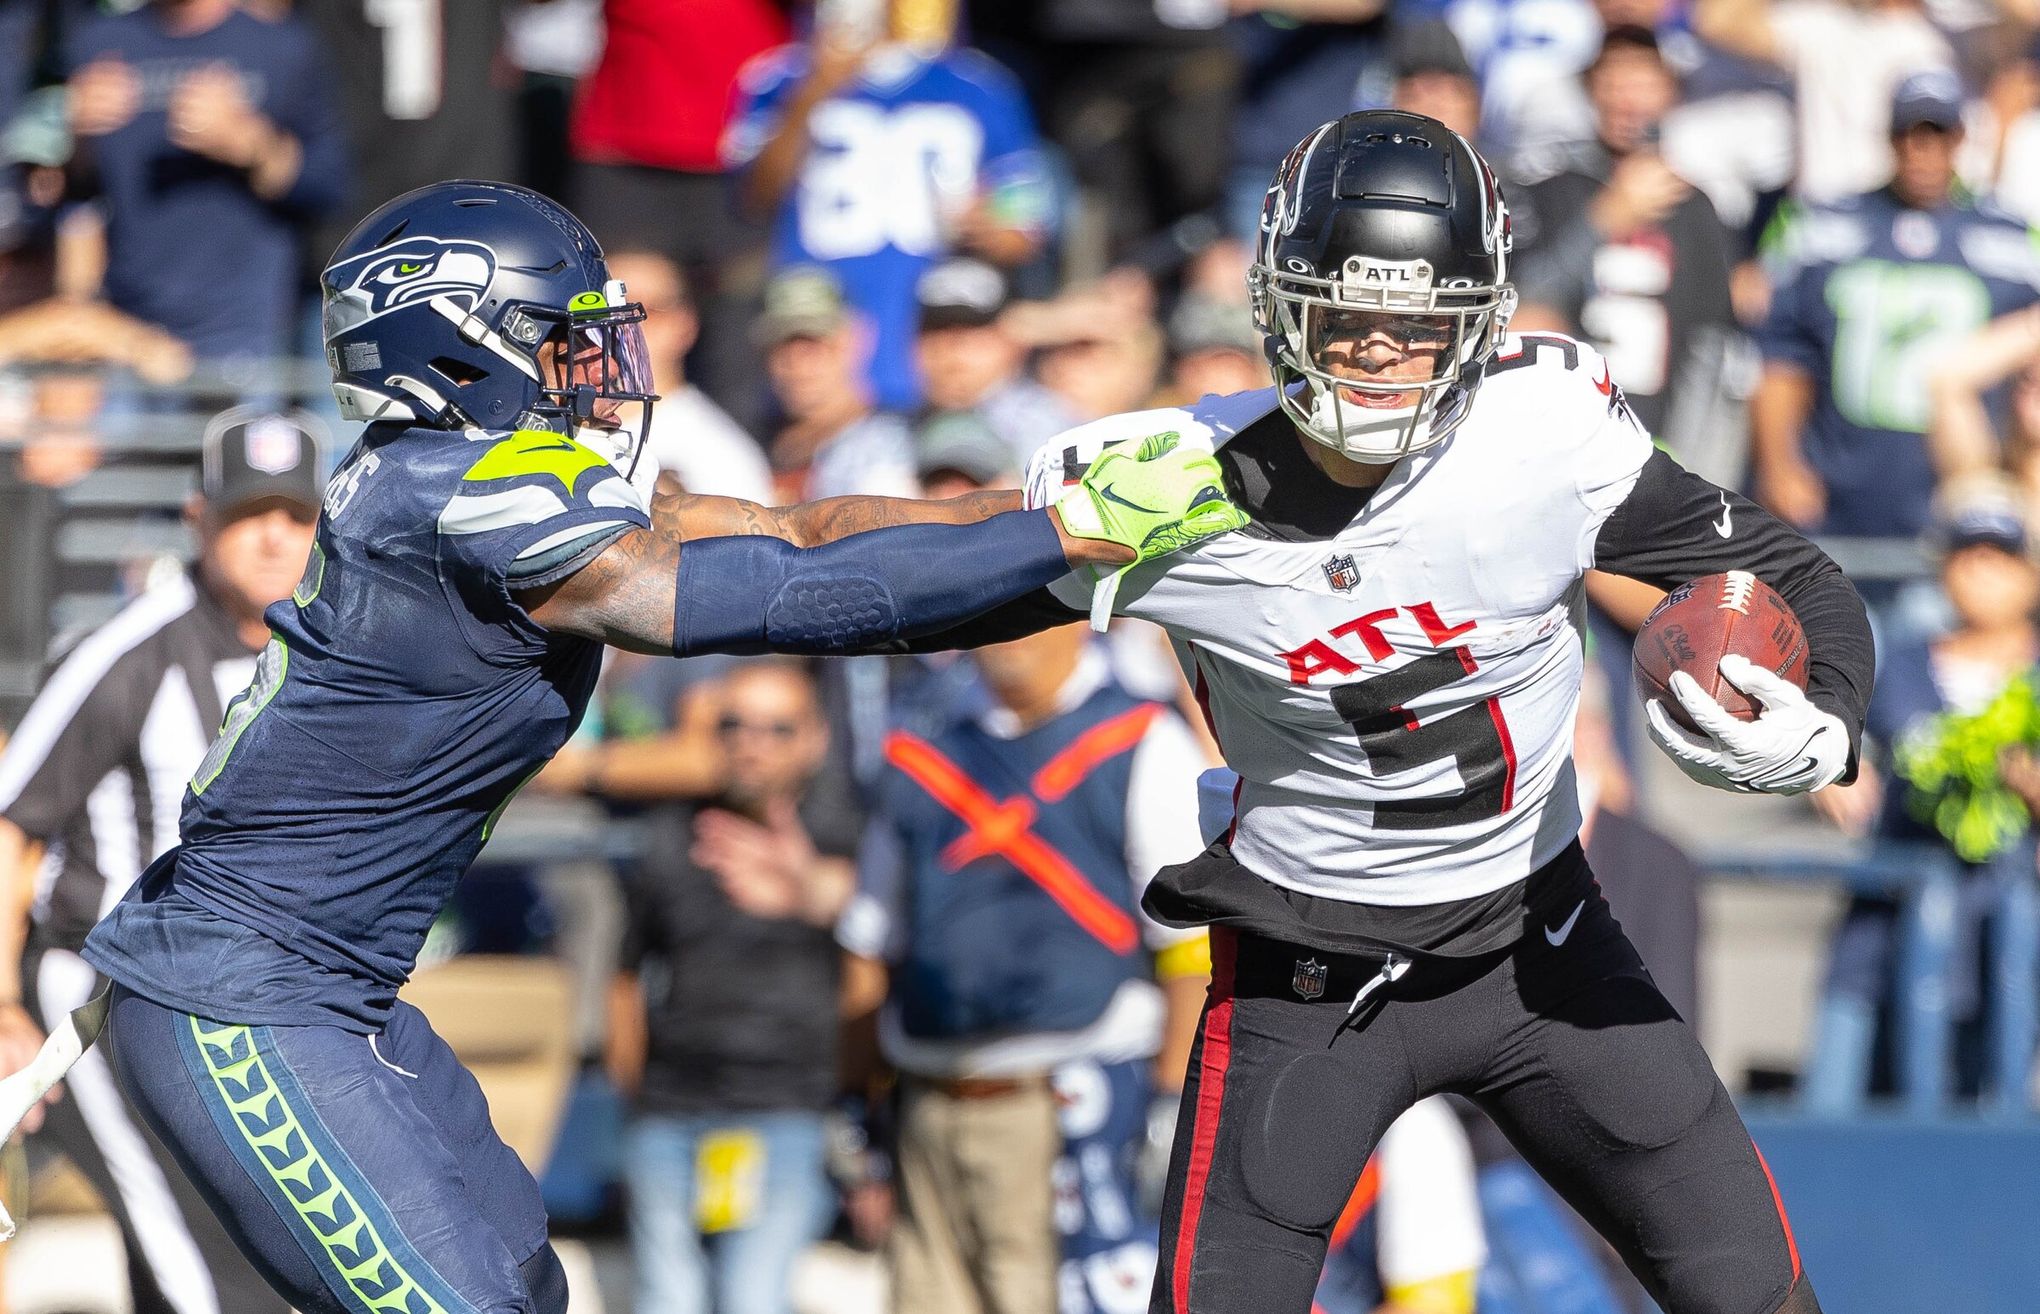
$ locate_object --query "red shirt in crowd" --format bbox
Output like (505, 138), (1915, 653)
(571, 0), (791, 173)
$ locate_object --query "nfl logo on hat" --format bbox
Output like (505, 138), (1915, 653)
(1292, 958), (1328, 1000)
(245, 416), (306, 475)
(1322, 554), (1359, 593)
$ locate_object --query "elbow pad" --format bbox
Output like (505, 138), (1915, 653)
(672, 510), (1068, 658)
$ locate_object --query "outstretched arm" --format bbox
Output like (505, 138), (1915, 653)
(520, 492), (1105, 655)
(655, 486), (1025, 548)
(521, 434), (1245, 656)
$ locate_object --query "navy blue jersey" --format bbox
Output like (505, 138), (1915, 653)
(1757, 188), (2040, 537)
(84, 424), (651, 1030)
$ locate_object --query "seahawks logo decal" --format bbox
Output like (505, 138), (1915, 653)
(324, 237), (496, 332)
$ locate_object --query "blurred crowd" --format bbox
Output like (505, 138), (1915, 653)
(9, 0), (2040, 1311)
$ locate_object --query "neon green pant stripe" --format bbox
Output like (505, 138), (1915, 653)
(186, 1018), (452, 1314)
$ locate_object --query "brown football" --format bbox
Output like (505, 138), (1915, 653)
(1633, 571), (1809, 732)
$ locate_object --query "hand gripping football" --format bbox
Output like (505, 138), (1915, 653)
(1633, 571), (1809, 732)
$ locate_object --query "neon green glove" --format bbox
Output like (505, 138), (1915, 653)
(1053, 430), (1248, 630)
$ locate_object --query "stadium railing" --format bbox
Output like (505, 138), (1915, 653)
(1707, 840), (2037, 1117)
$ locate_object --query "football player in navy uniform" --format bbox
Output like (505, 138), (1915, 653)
(886, 112), (1876, 1314)
(0, 181), (1243, 1314)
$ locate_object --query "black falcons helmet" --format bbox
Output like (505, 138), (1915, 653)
(1249, 110), (1515, 463)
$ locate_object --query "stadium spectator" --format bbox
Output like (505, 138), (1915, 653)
(1694, 0), (1952, 203)
(1220, 1), (1392, 240)
(502, 0), (602, 201)
(59, 0), (347, 363)
(914, 257), (1076, 467)
(839, 624), (1208, 1314)
(292, 0), (520, 264)
(1436, 0), (1603, 167)
(1651, 46), (1796, 328)
(998, 0), (1233, 268)
(606, 658), (858, 1314)
(0, 407), (319, 1314)
(1387, 19), (1484, 146)
(1957, 35), (2040, 228)
(1805, 481), (2040, 1110)
(727, 3), (1051, 412)
(0, 295), (192, 383)
(1511, 26), (1741, 484)
(1013, 283), (1166, 423)
(607, 248), (773, 506)
(757, 266), (917, 503)
(571, 0), (789, 423)
(1163, 293), (1268, 404)
(1752, 71), (2040, 551)
(1929, 301), (2040, 517)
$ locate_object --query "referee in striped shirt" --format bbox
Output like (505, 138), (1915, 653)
(0, 407), (320, 1314)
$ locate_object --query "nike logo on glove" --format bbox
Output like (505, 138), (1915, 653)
(1713, 492), (1733, 539)
(1545, 900), (1585, 946)
(1098, 483), (1160, 513)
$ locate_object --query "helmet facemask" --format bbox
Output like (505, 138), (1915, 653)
(513, 282), (659, 490)
(1253, 253), (1515, 464)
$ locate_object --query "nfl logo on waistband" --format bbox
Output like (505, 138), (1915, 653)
(1292, 958), (1327, 1000)
(1322, 554), (1359, 593)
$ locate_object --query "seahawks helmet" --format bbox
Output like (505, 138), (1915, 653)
(321, 180), (655, 470)
(1249, 111), (1515, 464)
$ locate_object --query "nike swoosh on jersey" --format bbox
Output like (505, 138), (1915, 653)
(1545, 899), (1585, 946)
(1713, 493), (1734, 539)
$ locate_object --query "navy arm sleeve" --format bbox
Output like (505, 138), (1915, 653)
(673, 508), (1076, 657)
(1592, 448), (1876, 774)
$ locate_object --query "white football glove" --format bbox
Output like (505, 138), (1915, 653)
(1644, 653), (1850, 795)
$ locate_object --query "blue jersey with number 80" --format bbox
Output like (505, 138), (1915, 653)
(84, 423), (651, 1030)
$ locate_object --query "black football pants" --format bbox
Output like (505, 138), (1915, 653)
(1151, 888), (1821, 1314)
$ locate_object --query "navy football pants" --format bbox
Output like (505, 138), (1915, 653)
(103, 985), (567, 1314)
(1153, 892), (1821, 1314)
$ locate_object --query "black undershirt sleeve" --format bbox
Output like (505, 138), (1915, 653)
(1592, 448), (1875, 776)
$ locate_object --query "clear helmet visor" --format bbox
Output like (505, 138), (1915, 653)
(529, 285), (659, 484)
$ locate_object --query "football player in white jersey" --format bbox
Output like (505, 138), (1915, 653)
(883, 112), (1871, 1314)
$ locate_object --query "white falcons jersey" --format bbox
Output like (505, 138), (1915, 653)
(1026, 334), (1653, 905)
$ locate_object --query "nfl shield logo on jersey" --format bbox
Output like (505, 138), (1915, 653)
(1292, 958), (1328, 1000)
(1322, 554), (1360, 593)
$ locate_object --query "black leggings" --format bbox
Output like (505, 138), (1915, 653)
(1152, 889), (1820, 1314)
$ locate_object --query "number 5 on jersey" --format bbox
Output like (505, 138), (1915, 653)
(1329, 649), (1517, 830)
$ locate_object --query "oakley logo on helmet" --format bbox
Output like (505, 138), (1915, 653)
(327, 237), (497, 328)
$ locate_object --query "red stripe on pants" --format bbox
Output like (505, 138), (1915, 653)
(1172, 927), (1239, 1311)
(1751, 1140), (1802, 1280)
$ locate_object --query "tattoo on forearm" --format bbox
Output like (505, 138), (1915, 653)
(784, 490), (1023, 545)
(649, 488), (1023, 549)
(648, 489), (788, 541)
(530, 488), (1033, 650)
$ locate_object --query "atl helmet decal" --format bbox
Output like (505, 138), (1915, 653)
(328, 237), (497, 326)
